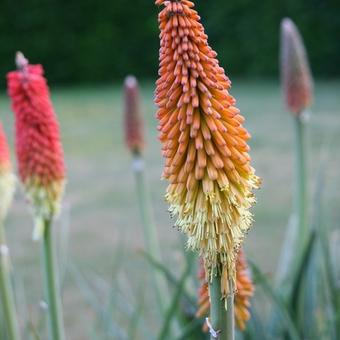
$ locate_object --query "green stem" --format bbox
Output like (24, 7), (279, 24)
(209, 275), (234, 340)
(294, 116), (308, 254)
(133, 153), (169, 315)
(41, 219), (65, 340)
(0, 222), (21, 340)
(226, 287), (235, 340)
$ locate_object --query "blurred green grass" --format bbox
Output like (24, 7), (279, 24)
(0, 79), (339, 339)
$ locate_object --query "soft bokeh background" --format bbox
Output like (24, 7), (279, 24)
(0, 1), (339, 339)
(0, 0), (340, 84)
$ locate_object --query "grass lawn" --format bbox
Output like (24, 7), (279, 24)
(0, 79), (339, 339)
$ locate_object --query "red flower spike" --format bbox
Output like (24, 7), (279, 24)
(7, 52), (65, 239)
(281, 18), (313, 116)
(124, 75), (144, 154)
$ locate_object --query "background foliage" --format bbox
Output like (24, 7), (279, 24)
(0, 0), (339, 84)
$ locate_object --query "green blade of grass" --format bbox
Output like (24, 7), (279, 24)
(127, 290), (145, 340)
(25, 321), (41, 340)
(68, 263), (127, 339)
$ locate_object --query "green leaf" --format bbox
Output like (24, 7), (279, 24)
(250, 262), (300, 340)
(274, 213), (298, 294)
(290, 231), (316, 313)
(309, 146), (338, 338)
(294, 234), (319, 337)
(141, 250), (196, 307)
(157, 257), (193, 340)
(175, 318), (205, 340)
(243, 305), (268, 340)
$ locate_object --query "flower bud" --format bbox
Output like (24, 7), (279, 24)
(124, 75), (144, 154)
(281, 18), (313, 116)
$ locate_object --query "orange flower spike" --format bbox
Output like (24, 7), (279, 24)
(281, 18), (313, 116)
(155, 0), (260, 295)
(234, 250), (255, 331)
(196, 250), (255, 331)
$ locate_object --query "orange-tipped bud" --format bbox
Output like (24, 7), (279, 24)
(124, 76), (144, 154)
(0, 123), (15, 221)
(196, 249), (254, 331)
(280, 18), (313, 116)
(155, 0), (260, 295)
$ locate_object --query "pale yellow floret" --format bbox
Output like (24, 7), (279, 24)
(24, 177), (65, 240)
(166, 172), (260, 297)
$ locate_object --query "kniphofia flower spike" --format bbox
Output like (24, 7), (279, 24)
(155, 0), (260, 295)
(7, 52), (65, 240)
(281, 18), (313, 116)
(124, 75), (144, 154)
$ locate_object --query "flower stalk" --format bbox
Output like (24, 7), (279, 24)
(294, 115), (307, 252)
(198, 250), (253, 338)
(280, 17), (312, 254)
(280, 18), (313, 290)
(124, 76), (169, 317)
(155, 1), (260, 338)
(209, 276), (232, 340)
(133, 153), (169, 315)
(0, 223), (20, 340)
(0, 123), (20, 340)
(41, 219), (65, 340)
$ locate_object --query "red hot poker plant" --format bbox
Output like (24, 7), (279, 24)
(155, 0), (260, 296)
(8, 52), (66, 339)
(7, 52), (65, 239)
